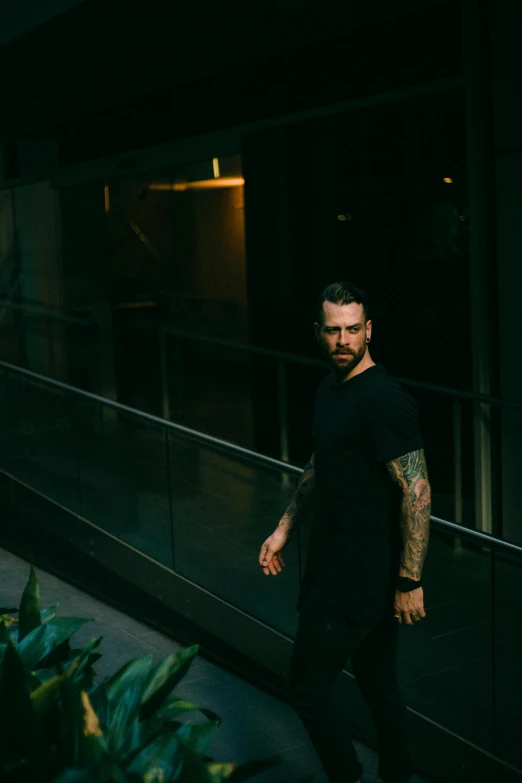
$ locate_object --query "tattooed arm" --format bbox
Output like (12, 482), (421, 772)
(386, 449), (431, 623)
(278, 453), (315, 536)
(386, 448), (431, 580)
(258, 454), (315, 576)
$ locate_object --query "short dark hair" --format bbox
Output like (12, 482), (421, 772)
(316, 282), (370, 323)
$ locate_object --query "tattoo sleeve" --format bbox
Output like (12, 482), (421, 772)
(386, 449), (431, 580)
(278, 454), (315, 535)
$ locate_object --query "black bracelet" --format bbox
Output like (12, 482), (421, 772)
(397, 576), (422, 593)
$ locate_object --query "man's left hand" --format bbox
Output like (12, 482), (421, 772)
(394, 586), (426, 625)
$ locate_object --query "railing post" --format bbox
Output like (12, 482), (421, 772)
(453, 398), (463, 524)
(164, 427), (176, 571)
(159, 328), (170, 421)
(277, 360), (289, 463)
(47, 315), (55, 374)
(453, 398), (463, 552)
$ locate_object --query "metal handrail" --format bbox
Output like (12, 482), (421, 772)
(1, 356), (521, 560)
(0, 298), (91, 326)
(431, 516), (522, 558)
(0, 359), (301, 477)
(155, 324), (522, 410)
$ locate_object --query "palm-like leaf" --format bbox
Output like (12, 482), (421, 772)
(102, 657), (154, 755)
(118, 715), (175, 763)
(18, 566), (41, 642)
(31, 668), (75, 715)
(127, 732), (186, 780)
(224, 757), (284, 782)
(41, 604), (59, 624)
(158, 698), (221, 726)
(206, 762), (236, 782)
(0, 640), (45, 776)
(0, 613), (18, 629)
(17, 617), (90, 669)
(51, 759), (129, 782)
(60, 684), (108, 768)
(66, 637), (103, 691)
(175, 722), (219, 756)
(141, 646), (198, 720)
(0, 621), (10, 644)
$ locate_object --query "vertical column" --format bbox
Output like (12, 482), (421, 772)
(91, 300), (117, 402)
(463, 0), (496, 534)
(491, 1), (522, 543)
(13, 180), (68, 381)
(59, 180), (118, 401)
(301, 123), (338, 290)
(242, 127), (294, 457)
(0, 141), (6, 182)
(243, 127), (294, 321)
(0, 185), (25, 365)
(243, 123), (339, 459)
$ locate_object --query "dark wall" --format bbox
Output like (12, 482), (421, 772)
(1, 0), (458, 170)
(242, 87), (472, 507)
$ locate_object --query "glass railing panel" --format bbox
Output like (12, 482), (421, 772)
(158, 328), (329, 467)
(167, 430), (302, 637)
(153, 326), (481, 520)
(3, 369), (82, 514)
(398, 528), (493, 753)
(61, 321), (99, 393)
(161, 331), (257, 450)
(74, 400), (174, 569)
(492, 550), (522, 769)
(0, 368), (10, 470)
(411, 388), (473, 527)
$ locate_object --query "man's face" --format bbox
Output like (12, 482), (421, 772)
(315, 301), (372, 379)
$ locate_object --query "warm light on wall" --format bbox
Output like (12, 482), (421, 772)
(443, 177), (453, 183)
(104, 184), (110, 212)
(148, 177), (245, 192)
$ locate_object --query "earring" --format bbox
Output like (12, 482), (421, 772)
(366, 337), (370, 343)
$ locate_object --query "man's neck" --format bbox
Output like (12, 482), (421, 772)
(338, 353), (376, 383)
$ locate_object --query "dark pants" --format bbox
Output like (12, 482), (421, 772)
(287, 609), (412, 783)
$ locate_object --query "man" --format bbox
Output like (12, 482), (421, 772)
(258, 282), (431, 783)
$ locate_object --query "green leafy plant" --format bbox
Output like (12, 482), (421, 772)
(0, 567), (285, 782)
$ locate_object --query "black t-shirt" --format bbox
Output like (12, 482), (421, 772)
(297, 364), (423, 624)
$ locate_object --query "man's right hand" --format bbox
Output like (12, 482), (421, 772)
(258, 527), (290, 576)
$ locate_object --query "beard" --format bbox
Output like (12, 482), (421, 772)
(328, 344), (366, 378)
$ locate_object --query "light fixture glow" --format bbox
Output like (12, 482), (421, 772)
(212, 157), (220, 178)
(104, 185), (110, 213)
(443, 177), (453, 184)
(148, 177), (245, 192)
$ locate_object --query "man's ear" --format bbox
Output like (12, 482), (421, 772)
(366, 319), (373, 340)
(314, 322), (321, 341)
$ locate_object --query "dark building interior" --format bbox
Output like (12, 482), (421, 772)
(0, 2), (521, 782)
